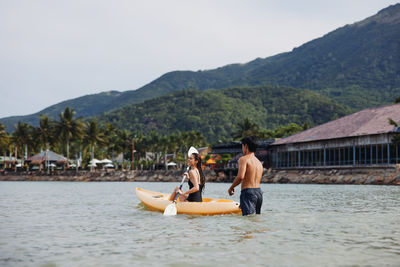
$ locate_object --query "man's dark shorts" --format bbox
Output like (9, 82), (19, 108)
(240, 188), (263, 216)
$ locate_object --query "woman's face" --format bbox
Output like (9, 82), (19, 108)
(188, 154), (198, 166)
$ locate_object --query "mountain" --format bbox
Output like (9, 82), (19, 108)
(96, 85), (350, 142)
(0, 91), (123, 132)
(124, 3), (400, 108)
(1, 4), (399, 131)
(73, 3), (400, 109)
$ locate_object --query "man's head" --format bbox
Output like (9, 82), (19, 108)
(241, 136), (258, 153)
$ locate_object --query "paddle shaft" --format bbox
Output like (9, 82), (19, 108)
(174, 167), (190, 202)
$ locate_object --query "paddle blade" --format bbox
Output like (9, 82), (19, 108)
(163, 203), (177, 216)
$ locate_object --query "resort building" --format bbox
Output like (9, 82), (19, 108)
(0, 156), (21, 170)
(269, 103), (400, 169)
(210, 139), (275, 169)
(210, 141), (242, 155)
(26, 150), (68, 170)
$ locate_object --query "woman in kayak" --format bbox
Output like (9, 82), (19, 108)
(169, 152), (205, 202)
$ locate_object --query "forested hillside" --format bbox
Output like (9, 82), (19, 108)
(96, 85), (350, 142)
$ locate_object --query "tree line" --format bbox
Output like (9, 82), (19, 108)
(0, 107), (210, 170)
(0, 106), (309, 170)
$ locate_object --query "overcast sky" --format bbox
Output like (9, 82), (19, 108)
(0, 0), (398, 118)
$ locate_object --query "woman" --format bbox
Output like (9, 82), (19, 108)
(169, 153), (205, 202)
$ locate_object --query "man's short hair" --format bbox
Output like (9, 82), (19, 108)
(241, 136), (258, 152)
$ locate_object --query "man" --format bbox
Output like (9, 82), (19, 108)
(228, 136), (263, 216)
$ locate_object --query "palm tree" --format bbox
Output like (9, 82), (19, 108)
(174, 131), (206, 164)
(147, 131), (161, 164)
(168, 132), (181, 159)
(12, 122), (33, 166)
(35, 115), (56, 151)
(103, 124), (119, 162)
(117, 129), (133, 164)
(159, 135), (169, 170)
(233, 118), (260, 140)
(0, 123), (10, 167)
(84, 121), (105, 171)
(180, 131), (191, 162)
(0, 123), (9, 151)
(273, 123), (303, 138)
(160, 134), (180, 170)
(55, 107), (84, 160)
(190, 130), (207, 148)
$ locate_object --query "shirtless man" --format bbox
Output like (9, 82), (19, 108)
(228, 136), (263, 216)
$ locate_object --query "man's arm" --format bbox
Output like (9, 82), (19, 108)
(228, 157), (247, 196)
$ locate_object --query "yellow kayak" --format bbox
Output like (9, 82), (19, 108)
(135, 187), (241, 215)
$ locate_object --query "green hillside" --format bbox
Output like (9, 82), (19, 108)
(241, 4), (400, 107)
(96, 85), (350, 142)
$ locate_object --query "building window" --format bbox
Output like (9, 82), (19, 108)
(390, 144), (397, 164)
(383, 144), (388, 164)
(382, 144), (387, 164)
(372, 145), (377, 164)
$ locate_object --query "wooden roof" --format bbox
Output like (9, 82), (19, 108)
(26, 151), (68, 163)
(272, 103), (400, 145)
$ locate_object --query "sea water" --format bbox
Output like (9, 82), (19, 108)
(0, 182), (399, 266)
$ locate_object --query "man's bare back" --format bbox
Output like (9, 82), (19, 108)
(239, 153), (263, 190)
(228, 143), (263, 196)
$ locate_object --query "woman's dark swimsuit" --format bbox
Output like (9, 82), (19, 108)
(187, 179), (204, 202)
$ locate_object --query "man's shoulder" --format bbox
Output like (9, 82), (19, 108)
(240, 154), (261, 165)
(239, 154), (250, 162)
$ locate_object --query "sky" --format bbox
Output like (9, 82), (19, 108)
(0, 0), (399, 118)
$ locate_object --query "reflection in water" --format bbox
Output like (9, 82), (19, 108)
(231, 218), (271, 242)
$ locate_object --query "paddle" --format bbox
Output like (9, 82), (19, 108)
(163, 166), (190, 216)
(163, 146), (199, 216)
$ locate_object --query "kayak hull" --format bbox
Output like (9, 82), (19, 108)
(135, 187), (241, 215)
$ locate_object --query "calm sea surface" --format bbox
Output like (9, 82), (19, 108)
(0, 181), (399, 267)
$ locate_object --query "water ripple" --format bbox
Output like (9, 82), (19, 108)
(0, 182), (400, 266)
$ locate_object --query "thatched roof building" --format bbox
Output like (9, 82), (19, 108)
(26, 151), (68, 165)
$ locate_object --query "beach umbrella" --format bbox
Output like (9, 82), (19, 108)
(206, 158), (216, 165)
(89, 159), (101, 164)
(104, 163), (114, 168)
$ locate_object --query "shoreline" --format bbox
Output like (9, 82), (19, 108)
(1, 167), (400, 185)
